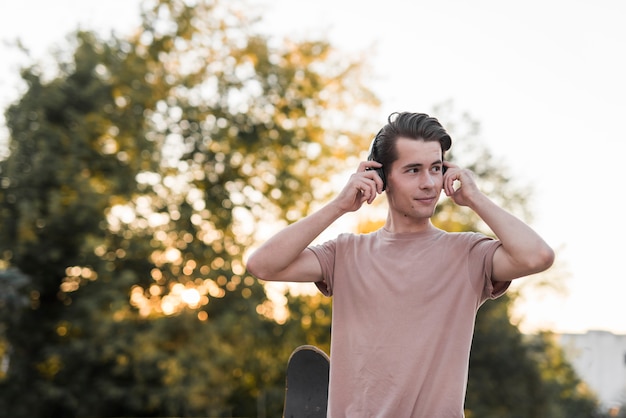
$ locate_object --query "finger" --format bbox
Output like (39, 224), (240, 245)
(355, 169), (384, 194)
(369, 171), (384, 194)
(442, 170), (451, 195)
(357, 182), (375, 204)
(357, 160), (383, 173)
(445, 183), (452, 196)
(444, 174), (457, 197)
(355, 177), (379, 204)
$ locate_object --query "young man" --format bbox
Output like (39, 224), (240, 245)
(246, 112), (554, 417)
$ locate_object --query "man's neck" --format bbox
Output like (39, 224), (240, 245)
(383, 215), (433, 234)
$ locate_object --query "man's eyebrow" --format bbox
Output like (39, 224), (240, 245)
(401, 160), (443, 169)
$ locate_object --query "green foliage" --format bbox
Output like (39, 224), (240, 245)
(284, 291), (332, 353)
(466, 296), (546, 417)
(0, 0), (376, 416)
(466, 302), (598, 417)
(0, 268), (31, 382)
(525, 331), (598, 417)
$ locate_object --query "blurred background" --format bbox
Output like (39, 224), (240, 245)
(0, 0), (624, 416)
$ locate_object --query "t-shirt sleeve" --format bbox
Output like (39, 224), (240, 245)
(468, 234), (510, 305)
(306, 239), (337, 296)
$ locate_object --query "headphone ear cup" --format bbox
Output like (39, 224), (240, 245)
(367, 153), (386, 191)
(367, 132), (386, 191)
(376, 166), (386, 191)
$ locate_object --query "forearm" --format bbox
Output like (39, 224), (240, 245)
(246, 200), (346, 281)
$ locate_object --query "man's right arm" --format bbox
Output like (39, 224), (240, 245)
(245, 203), (344, 282)
(245, 160), (384, 283)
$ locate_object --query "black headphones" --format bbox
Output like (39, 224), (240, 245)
(367, 129), (387, 191)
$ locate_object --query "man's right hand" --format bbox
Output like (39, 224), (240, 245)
(332, 161), (385, 213)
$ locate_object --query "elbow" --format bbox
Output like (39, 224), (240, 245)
(496, 244), (556, 281)
(540, 245), (556, 270)
(245, 254), (263, 281)
(529, 245), (556, 274)
(245, 253), (272, 282)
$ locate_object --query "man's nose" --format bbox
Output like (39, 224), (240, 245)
(420, 172), (436, 188)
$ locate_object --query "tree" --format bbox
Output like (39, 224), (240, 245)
(0, 27), (160, 416)
(526, 331), (598, 418)
(0, 0), (378, 416)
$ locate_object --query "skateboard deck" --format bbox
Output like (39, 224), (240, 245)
(283, 345), (330, 418)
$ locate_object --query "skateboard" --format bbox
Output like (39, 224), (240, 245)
(283, 345), (330, 418)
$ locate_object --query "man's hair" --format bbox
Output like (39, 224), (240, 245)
(370, 112), (452, 175)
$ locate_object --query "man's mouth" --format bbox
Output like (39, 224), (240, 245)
(415, 197), (437, 204)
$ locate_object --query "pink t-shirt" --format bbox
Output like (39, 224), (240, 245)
(308, 225), (509, 417)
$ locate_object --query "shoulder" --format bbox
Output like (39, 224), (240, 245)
(336, 231), (377, 242)
(443, 230), (492, 243)
(440, 230), (500, 252)
(309, 231), (380, 255)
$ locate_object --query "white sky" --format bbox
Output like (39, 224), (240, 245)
(1, 0), (625, 334)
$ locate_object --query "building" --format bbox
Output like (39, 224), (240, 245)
(558, 330), (626, 410)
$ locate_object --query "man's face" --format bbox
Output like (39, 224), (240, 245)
(385, 137), (444, 225)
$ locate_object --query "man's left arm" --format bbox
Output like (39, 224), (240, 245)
(443, 162), (555, 282)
